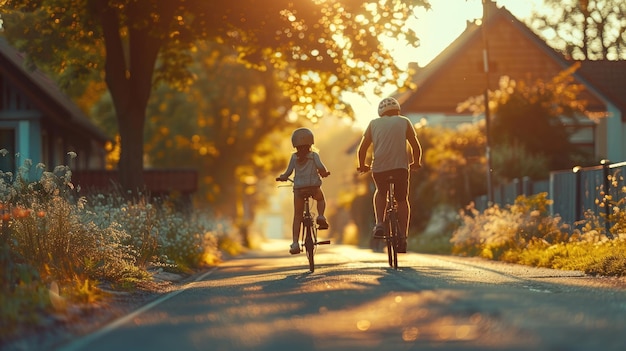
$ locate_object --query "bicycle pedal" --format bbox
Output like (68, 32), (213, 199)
(316, 240), (331, 245)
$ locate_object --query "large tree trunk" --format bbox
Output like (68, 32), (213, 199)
(95, 0), (165, 192)
(117, 104), (146, 192)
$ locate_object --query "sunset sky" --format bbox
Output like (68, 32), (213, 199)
(349, 0), (546, 130)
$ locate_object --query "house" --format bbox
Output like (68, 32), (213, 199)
(0, 37), (197, 198)
(0, 36), (109, 175)
(397, 1), (626, 163)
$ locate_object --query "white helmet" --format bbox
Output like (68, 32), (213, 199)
(291, 128), (314, 147)
(378, 97), (401, 116)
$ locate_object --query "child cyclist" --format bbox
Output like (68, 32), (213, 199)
(276, 128), (330, 254)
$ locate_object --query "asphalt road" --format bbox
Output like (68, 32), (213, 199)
(58, 240), (626, 351)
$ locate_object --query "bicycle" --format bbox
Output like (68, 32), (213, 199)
(382, 175), (401, 269)
(358, 169), (402, 269)
(276, 178), (330, 272)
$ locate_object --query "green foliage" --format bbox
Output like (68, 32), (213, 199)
(419, 123), (487, 207)
(450, 185), (626, 277)
(136, 41), (292, 213)
(491, 142), (549, 182)
(452, 193), (569, 260)
(2, 0), (432, 192)
(530, 0), (626, 60)
(458, 67), (596, 179)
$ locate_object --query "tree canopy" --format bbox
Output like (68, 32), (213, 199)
(530, 0), (626, 60)
(1, 0), (430, 191)
(458, 65), (594, 180)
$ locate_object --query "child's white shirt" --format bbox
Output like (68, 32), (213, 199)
(281, 151), (327, 189)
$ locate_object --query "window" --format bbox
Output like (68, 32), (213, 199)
(0, 128), (16, 173)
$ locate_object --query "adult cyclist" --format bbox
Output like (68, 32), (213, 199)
(356, 97), (422, 253)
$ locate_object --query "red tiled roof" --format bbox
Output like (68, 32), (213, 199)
(399, 2), (626, 120)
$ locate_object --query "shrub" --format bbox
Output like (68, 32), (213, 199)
(0, 155), (225, 342)
(451, 193), (569, 260)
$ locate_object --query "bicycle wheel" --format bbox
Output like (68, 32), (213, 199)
(389, 212), (399, 269)
(385, 220), (393, 267)
(304, 225), (315, 272)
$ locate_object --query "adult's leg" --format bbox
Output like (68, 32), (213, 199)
(372, 172), (389, 226)
(397, 198), (409, 237)
(391, 168), (410, 238)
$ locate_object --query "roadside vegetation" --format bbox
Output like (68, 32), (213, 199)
(420, 187), (626, 278)
(0, 156), (243, 342)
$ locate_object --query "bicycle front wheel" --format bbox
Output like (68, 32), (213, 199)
(304, 225), (315, 272)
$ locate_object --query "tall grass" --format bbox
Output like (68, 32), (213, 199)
(0, 155), (234, 341)
(451, 185), (626, 276)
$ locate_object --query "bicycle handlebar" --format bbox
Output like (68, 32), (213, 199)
(276, 171), (331, 183)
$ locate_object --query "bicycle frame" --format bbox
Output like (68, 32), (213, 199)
(384, 178), (399, 269)
(299, 190), (331, 272)
(277, 178), (330, 272)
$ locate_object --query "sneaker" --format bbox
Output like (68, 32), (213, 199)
(316, 216), (329, 230)
(372, 224), (385, 239)
(289, 242), (301, 255)
(397, 236), (407, 253)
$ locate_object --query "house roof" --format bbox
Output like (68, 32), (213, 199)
(577, 60), (626, 115)
(0, 37), (109, 142)
(398, 1), (626, 120)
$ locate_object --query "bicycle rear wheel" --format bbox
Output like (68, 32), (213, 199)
(304, 225), (315, 272)
(389, 213), (399, 269)
(385, 220), (393, 267)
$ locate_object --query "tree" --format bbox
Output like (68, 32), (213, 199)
(529, 0), (626, 60)
(141, 41), (292, 216)
(1, 0), (430, 192)
(458, 65), (595, 180)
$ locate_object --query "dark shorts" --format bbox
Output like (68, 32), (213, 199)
(372, 168), (409, 201)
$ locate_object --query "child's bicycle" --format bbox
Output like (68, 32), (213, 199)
(276, 178), (330, 272)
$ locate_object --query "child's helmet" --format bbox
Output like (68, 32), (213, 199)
(378, 97), (401, 116)
(291, 128), (314, 147)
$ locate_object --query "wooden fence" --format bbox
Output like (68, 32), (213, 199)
(71, 169), (198, 197)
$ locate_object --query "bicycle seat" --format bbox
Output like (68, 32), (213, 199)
(298, 187), (317, 198)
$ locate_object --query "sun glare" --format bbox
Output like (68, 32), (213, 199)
(347, 0), (545, 131)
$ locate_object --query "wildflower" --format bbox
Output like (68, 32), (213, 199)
(0, 149), (7, 156)
(12, 206), (30, 218)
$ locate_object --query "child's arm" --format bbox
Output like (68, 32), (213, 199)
(313, 153), (330, 178)
(277, 153), (296, 180)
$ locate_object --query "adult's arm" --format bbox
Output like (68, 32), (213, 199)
(357, 125), (373, 170)
(405, 119), (423, 168)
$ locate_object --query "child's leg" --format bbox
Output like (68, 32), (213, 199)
(314, 188), (328, 229)
(314, 188), (326, 217)
(292, 194), (305, 244)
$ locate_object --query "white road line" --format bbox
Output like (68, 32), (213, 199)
(58, 268), (217, 351)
